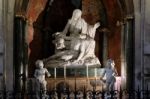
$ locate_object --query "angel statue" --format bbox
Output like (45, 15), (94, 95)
(34, 60), (51, 99)
(102, 59), (118, 91)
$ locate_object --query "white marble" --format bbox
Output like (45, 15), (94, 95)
(44, 9), (101, 68)
(34, 60), (51, 99)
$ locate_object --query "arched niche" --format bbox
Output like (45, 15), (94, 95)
(13, 0), (134, 90)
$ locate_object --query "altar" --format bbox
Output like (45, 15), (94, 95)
(47, 66), (105, 91)
(28, 66), (121, 92)
(48, 66), (103, 78)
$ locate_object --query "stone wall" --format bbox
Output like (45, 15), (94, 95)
(0, 0), (15, 90)
(134, 0), (150, 90)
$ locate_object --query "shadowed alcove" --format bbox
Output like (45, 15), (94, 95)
(14, 0), (134, 91)
(27, 0), (124, 76)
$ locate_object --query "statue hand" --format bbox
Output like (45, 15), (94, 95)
(78, 60), (83, 64)
(48, 74), (51, 77)
(72, 60), (83, 64)
(94, 22), (100, 29)
(72, 60), (78, 64)
(59, 33), (65, 38)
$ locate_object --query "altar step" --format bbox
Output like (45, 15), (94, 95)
(47, 67), (105, 78)
(27, 77), (121, 91)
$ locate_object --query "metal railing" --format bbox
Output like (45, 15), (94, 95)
(0, 88), (149, 99)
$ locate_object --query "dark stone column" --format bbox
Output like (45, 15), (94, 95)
(124, 17), (134, 90)
(14, 17), (28, 94)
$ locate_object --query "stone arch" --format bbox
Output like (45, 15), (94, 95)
(13, 0), (135, 91)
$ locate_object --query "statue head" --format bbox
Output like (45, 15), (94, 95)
(106, 59), (115, 69)
(53, 32), (65, 49)
(55, 37), (65, 49)
(35, 60), (44, 69)
(71, 9), (82, 20)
